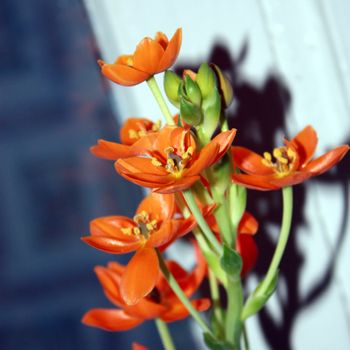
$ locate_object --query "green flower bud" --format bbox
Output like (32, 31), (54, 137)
(196, 63), (217, 99)
(183, 75), (202, 107)
(180, 97), (202, 126)
(210, 63), (234, 108)
(164, 70), (182, 107)
(200, 87), (221, 138)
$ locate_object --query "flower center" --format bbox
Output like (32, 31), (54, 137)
(151, 146), (194, 178)
(261, 146), (296, 175)
(120, 210), (158, 239)
(128, 120), (161, 140)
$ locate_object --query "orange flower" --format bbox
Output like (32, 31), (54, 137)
(82, 193), (197, 305)
(232, 125), (349, 190)
(115, 126), (237, 193)
(82, 247), (210, 331)
(98, 28), (182, 86)
(90, 118), (161, 160)
(208, 211), (258, 276)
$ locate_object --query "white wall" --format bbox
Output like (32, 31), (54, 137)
(83, 1), (350, 349)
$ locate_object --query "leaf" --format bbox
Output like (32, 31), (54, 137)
(220, 244), (242, 280)
(241, 270), (279, 320)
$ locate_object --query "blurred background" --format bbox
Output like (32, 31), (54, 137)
(1, 0), (349, 349)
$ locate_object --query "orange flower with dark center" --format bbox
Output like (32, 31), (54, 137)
(82, 247), (210, 331)
(82, 193), (197, 305)
(231, 125), (349, 190)
(90, 118), (161, 160)
(115, 126), (237, 193)
(98, 28), (182, 86)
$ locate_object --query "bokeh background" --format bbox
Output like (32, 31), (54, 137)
(1, 0), (350, 349)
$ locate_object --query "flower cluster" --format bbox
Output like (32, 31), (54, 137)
(82, 28), (349, 349)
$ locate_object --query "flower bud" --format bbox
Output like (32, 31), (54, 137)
(164, 70), (182, 107)
(180, 96), (202, 126)
(183, 75), (202, 107)
(210, 64), (234, 109)
(196, 63), (217, 99)
(200, 87), (221, 138)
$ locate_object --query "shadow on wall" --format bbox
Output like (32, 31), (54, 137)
(176, 41), (350, 350)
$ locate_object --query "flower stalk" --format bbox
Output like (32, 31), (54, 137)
(155, 319), (176, 350)
(156, 249), (212, 335)
(147, 76), (175, 125)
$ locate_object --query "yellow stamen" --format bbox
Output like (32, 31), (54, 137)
(263, 152), (272, 161)
(126, 57), (133, 66)
(261, 146), (296, 175)
(133, 227), (141, 235)
(151, 157), (162, 167)
(128, 129), (138, 139)
(121, 227), (132, 235)
(152, 120), (161, 131)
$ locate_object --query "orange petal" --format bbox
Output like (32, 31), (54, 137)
(303, 145), (349, 175)
(147, 221), (177, 248)
(288, 125), (318, 166)
(231, 146), (274, 175)
(81, 236), (142, 254)
(186, 142), (220, 177)
(132, 343), (149, 350)
(124, 298), (166, 320)
(94, 266), (124, 307)
(120, 118), (155, 145)
(90, 140), (132, 160)
(157, 28), (182, 72)
(161, 298), (210, 322)
(107, 261), (126, 275)
(238, 211), (258, 235)
(155, 31), (169, 49)
(152, 176), (200, 193)
(232, 172), (312, 190)
(232, 173), (280, 191)
(116, 171), (175, 190)
(268, 171), (312, 187)
(121, 248), (160, 305)
(133, 38), (164, 74)
(211, 129), (237, 161)
(137, 192), (175, 221)
(237, 234), (258, 277)
(101, 63), (150, 86)
(116, 157), (168, 175)
(90, 216), (138, 241)
(82, 308), (143, 331)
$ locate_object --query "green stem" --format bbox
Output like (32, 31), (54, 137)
(155, 318), (176, 350)
(225, 278), (243, 346)
(259, 186), (293, 292)
(156, 249), (212, 335)
(242, 323), (250, 350)
(208, 270), (224, 330)
(147, 76), (175, 125)
(183, 189), (222, 256)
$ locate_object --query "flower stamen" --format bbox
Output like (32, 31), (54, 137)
(261, 146), (296, 175)
(121, 210), (158, 239)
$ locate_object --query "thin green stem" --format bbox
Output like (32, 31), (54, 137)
(208, 270), (224, 328)
(147, 76), (175, 125)
(242, 323), (250, 350)
(156, 249), (212, 335)
(225, 278), (243, 346)
(259, 186), (293, 292)
(155, 318), (176, 350)
(183, 189), (222, 256)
